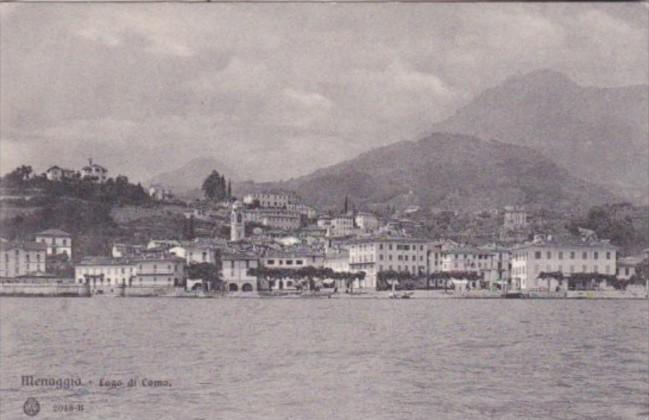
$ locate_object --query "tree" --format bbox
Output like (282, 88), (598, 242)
(187, 262), (222, 291)
(227, 179), (232, 199)
(202, 170), (226, 201)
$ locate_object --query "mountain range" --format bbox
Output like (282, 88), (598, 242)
(432, 69), (648, 202)
(248, 132), (616, 211)
(149, 69), (647, 209)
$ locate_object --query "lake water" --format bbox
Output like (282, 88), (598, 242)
(1, 298), (648, 420)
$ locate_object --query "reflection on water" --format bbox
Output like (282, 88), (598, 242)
(1, 298), (648, 420)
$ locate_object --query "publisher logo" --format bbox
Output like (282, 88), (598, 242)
(23, 397), (40, 417)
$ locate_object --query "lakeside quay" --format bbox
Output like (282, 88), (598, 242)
(6, 286), (646, 299)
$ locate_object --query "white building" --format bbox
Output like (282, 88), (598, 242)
(511, 235), (617, 291)
(261, 248), (325, 270)
(354, 212), (379, 232)
(348, 236), (429, 289)
(503, 206), (528, 230)
(242, 191), (297, 208)
(75, 257), (136, 293)
(243, 208), (301, 231)
(133, 257), (186, 288)
(80, 159), (108, 182)
(169, 242), (218, 265)
(34, 229), (72, 259)
(221, 252), (258, 292)
(287, 203), (317, 219)
(616, 255), (645, 281)
(328, 215), (355, 237)
(75, 256), (185, 294)
(45, 166), (76, 182)
(148, 184), (173, 201)
(0, 241), (47, 278)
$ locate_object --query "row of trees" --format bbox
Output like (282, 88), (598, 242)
(202, 170), (232, 201)
(376, 270), (484, 291)
(247, 266), (366, 291)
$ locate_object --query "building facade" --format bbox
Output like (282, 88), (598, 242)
(45, 166), (76, 182)
(221, 252), (258, 292)
(34, 229), (72, 259)
(511, 235), (617, 290)
(242, 191), (297, 208)
(0, 241), (47, 278)
(81, 159), (108, 182)
(348, 237), (429, 289)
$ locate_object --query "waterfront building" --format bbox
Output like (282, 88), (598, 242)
(511, 234), (617, 290)
(0, 241), (47, 278)
(348, 236), (429, 289)
(616, 255), (645, 281)
(440, 246), (502, 284)
(80, 158), (108, 182)
(261, 248), (325, 270)
(75, 257), (136, 293)
(221, 252), (258, 292)
(324, 250), (351, 289)
(133, 257), (185, 287)
(34, 229), (72, 259)
(45, 166), (76, 181)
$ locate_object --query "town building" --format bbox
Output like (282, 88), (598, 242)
(242, 191), (298, 208)
(243, 208), (301, 231)
(511, 235), (617, 291)
(221, 252), (258, 292)
(261, 248), (325, 270)
(326, 215), (355, 237)
(354, 212), (379, 232)
(148, 184), (174, 201)
(348, 236), (429, 289)
(45, 166), (76, 182)
(287, 203), (317, 219)
(169, 242), (219, 265)
(34, 229), (72, 259)
(0, 241), (47, 278)
(503, 206), (528, 230)
(80, 158), (108, 182)
(75, 257), (136, 293)
(324, 250), (351, 289)
(133, 257), (186, 287)
(616, 255), (645, 281)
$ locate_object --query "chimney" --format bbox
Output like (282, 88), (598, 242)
(88, 157), (93, 166)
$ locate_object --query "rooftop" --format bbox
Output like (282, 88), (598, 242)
(0, 241), (48, 252)
(36, 229), (71, 237)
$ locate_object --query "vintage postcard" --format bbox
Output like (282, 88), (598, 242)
(0, 2), (648, 419)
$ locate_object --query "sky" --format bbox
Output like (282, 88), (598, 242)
(1, 3), (647, 183)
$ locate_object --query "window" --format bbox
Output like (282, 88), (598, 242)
(296, 260), (303, 265)
(535, 251), (542, 259)
(582, 252), (587, 259)
(594, 252), (599, 260)
(606, 252), (611, 260)
(546, 251), (551, 259)
(267, 260), (275, 265)
(558, 252), (563, 260)
(286, 260), (293, 265)
(570, 251), (575, 259)
(379, 244), (383, 250)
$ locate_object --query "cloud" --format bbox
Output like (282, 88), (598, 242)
(1, 3), (647, 182)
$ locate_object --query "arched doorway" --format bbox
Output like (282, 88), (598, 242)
(242, 283), (253, 292)
(229, 283), (239, 292)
